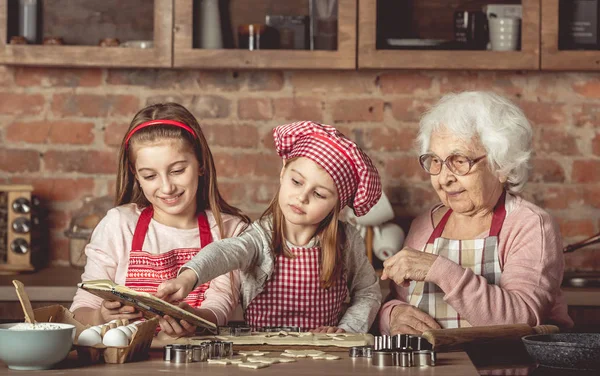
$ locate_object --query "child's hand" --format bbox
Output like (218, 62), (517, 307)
(310, 326), (346, 334)
(158, 302), (197, 337)
(100, 300), (143, 323)
(155, 269), (197, 302)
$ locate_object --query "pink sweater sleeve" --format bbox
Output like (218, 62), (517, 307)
(198, 216), (246, 325)
(378, 212), (433, 335)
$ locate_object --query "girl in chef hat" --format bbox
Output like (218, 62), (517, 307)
(71, 102), (250, 336)
(157, 121), (382, 333)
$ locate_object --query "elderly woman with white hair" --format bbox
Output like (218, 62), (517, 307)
(379, 91), (573, 335)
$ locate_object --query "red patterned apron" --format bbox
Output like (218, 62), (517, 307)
(245, 246), (348, 331)
(125, 207), (212, 308)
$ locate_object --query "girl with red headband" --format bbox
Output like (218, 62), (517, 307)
(71, 103), (250, 336)
(157, 121), (382, 333)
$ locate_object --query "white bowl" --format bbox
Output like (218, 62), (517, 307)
(0, 322), (76, 370)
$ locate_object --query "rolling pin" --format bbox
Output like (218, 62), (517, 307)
(421, 324), (559, 352)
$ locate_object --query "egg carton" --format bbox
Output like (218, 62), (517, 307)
(33, 304), (158, 364)
(74, 317), (159, 364)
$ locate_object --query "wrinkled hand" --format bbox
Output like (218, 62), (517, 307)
(158, 302), (197, 337)
(389, 305), (441, 336)
(381, 247), (438, 286)
(155, 269), (198, 303)
(100, 300), (142, 323)
(310, 326), (346, 334)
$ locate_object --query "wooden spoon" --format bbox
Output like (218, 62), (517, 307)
(12, 280), (36, 324)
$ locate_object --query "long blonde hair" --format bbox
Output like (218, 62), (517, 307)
(260, 160), (346, 289)
(115, 103), (250, 236)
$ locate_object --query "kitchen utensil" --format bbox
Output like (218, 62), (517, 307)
(0, 322), (75, 370)
(564, 231), (600, 252)
(422, 324), (560, 352)
(12, 279), (36, 324)
(522, 333), (600, 370)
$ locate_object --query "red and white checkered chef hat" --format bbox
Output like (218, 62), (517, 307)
(273, 121), (382, 217)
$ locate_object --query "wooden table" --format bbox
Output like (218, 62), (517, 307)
(0, 349), (479, 375)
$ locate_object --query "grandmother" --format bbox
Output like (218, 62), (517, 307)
(379, 91), (573, 335)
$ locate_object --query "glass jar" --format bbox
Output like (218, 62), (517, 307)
(64, 196), (113, 268)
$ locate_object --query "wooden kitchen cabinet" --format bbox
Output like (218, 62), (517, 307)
(173, 0), (356, 69)
(541, 0), (600, 70)
(358, 0), (541, 70)
(0, 0), (172, 68)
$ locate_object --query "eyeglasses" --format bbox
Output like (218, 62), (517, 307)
(419, 153), (487, 176)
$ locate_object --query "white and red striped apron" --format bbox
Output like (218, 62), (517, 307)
(124, 207), (212, 308)
(245, 246), (348, 331)
(408, 192), (506, 328)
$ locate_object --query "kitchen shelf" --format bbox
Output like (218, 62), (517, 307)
(358, 0), (541, 70)
(173, 0), (356, 69)
(541, 0), (600, 71)
(0, 0), (172, 68)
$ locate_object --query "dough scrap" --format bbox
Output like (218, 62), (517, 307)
(238, 362), (270, 369)
(239, 351), (270, 356)
(207, 359), (231, 365)
(284, 349), (325, 356)
(312, 354), (341, 360)
(247, 357), (280, 364)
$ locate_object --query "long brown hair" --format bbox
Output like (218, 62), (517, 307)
(260, 160), (346, 289)
(115, 103), (250, 236)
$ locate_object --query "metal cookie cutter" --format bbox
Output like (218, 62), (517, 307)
(163, 345), (173, 361)
(413, 350), (436, 367)
(371, 350), (395, 367)
(170, 345), (192, 363)
(192, 345), (208, 362)
(393, 350), (413, 367)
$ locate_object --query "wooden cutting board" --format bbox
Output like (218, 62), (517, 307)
(422, 324), (559, 352)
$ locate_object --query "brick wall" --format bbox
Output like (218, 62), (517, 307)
(0, 66), (599, 271)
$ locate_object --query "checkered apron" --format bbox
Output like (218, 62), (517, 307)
(125, 207), (212, 309)
(245, 246), (348, 331)
(408, 192), (506, 328)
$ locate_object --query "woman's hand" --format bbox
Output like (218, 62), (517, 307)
(381, 247), (438, 286)
(100, 300), (143, 323)
(389, 305), (441, 335)
(310, 326), (346, 334)
(156, 269), (198, 302)
(158, 302), (197, 337)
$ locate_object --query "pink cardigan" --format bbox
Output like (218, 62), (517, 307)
(379, 194), (573, 335)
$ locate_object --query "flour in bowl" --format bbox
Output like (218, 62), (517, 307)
(8, 323), (66, 330)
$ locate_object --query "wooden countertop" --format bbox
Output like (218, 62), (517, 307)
(1, 266), (600, 307)
(0, 350), (479, 375)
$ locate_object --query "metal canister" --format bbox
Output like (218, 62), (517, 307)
(413, 350), (435, 367)
(163, 345), (173, 361)
(371, 350), (394, 367)
(362, 346), (373, 358)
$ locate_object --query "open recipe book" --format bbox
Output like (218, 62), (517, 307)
(77, 279), (217, 332)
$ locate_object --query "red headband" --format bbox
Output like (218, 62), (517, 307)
(125, 119), (196, 147)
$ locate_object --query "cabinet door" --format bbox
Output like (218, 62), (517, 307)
(358, 0), (541, 70)
(0, 0), (173, 68)
(173, 0), (356, 69)
(541, 0), (600, 70)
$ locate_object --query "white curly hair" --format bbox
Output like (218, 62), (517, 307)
(417, 91), (532, 193)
